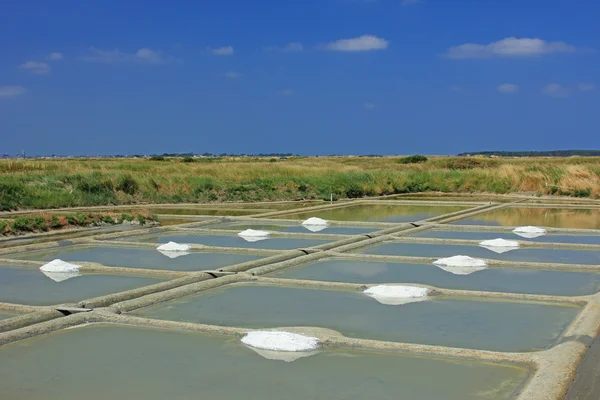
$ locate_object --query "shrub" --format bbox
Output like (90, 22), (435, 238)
(116, 175), (139, 195)
(137, 214), (146, 225)
(149, 155), (166, 161)
(75, 213), (88, 226)
(11, 217), (35, 232)
(573, 188), (591, 198)
(182, 157), (195, 163)
(102, 215), (115, 224)
(269, 158), (278, 163)
(398, 155), (428, 164)
(442, 158), (498, 170)
(33, 216), (48, 231)
(0, 220), (7, 233)
(51, 215), (61, 228)
(121, 213), (134, 222)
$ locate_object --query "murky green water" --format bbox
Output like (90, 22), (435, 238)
(135, 284), (579, 352)
(122, 232), (331, 250)
(0, 311), (19, 320)
(0, 324), (528, 400)
(411, 229), (600, 245)
(150, 208), (268, 216)
(272, 259), (600, 296)
(213, 221), (376, 235)
(11, 245), (263, 271)
(357, 242), (600, 265)
(0, 266), (163, 306)
(274, 204), (468, 223)
(453, 207), (600, 229)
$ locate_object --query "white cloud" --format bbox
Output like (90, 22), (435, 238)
(325, 35), (389, 52)
(47, 52), (63, 61)
(578, 83), (596, 92)
(497, 83), (519, 94)
(543, 83), (567, 97)
(81, 47), (175, 64)
(224, 71), (242, 79)
(20, 61), (50, 74)
(0, 86), (26, 97)
(212, 46), (234, 56)
(279, 89), (295, 96)
(445, 37), (578, 59)
(401, 0), (422, 5)
(364, 102), (376, 110)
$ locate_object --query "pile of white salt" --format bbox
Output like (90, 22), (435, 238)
(364, 285), (429, 305)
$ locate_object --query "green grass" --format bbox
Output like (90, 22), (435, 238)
(0, 156), (599, 210)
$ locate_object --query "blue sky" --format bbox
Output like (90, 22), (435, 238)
(1, 0), (599, 156)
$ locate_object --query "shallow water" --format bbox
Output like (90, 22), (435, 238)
(12, 245), (263, 271)
(135, 284), (579, 352)
(411, 229), (600, 245)
(0, 311), (19, 320)
(0, 324), (528, 400)
(272, 259), (600, 296)
(213, 221), (376, 235)
(274, 204), (468, 223)
(150, 208), (268, 216)
(122, 232), (331, 250)
(358, 242), (600, 265)
(453, 207), (600, 229)
(0, 266), (163, 306)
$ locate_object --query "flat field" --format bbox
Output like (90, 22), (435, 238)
(1, 156), (599, 210)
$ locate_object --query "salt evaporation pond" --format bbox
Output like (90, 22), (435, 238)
(410, 229), (600, 245)
(452, 207), (600, 229)
(274, 204), (468, 223)
(0, 311), (19, 320)
(357, 242), (600, 265)
(134, 284), (579, 352)
(0, 266), (163, 306)
(11, 245), (263, 271)
(121, 232), (331, 250)
(212, 221), (376, 235)
(0, 324), (528, 400)
(271, 259), (600, 296)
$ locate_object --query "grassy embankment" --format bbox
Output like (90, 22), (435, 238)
(1, 156), (599, 213)
(0, 211), (156, 236)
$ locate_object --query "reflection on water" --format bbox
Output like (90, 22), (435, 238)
(276, 204), (467, 223)
(453, 207), (600, 229)
(0, 324), (528, 400)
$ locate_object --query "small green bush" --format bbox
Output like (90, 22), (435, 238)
(0, 220), (8, 233)
(121, 213), (134, 222)
(442, 158), (497, 170)
(51, 215), (61, 228)
(398, 155), (428, 164)
(102, 215), (115, 224)
(116, 175), (139, 195)
(137, 214), (146, 225)
(33, 216), (48, 231)
(11, 217), (35, 232)
(149, 155), (166, 161)
(573, 188), (591, 198)
(182, 156), (195, 163)
(269, 158), (278, 163)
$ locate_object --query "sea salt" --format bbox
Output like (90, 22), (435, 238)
(302, 217), (328, 232)
(513, 226), (547, 239)
(364, 285), (429, 305)
(241, 331), (319, 352)
(156, 242), (191, 252)
(238, 229), (270, 242)
(479, 238), (520, 254)
(39, 259), (82, 282)
(433, 255), (488, 275)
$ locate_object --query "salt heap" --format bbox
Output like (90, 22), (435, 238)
(156, 242), (191, 258)
(301, 217), (329, 233)
(364, 285), (429, 305)
(238, 229), (270, 243)
(241, 331), (320, 362)
(39, 259), (82, 283)
(479, 238), (520, 254)
(513, 226), (547, 239)
(433, 255), (488, 275)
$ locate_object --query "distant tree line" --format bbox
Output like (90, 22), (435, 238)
(458, 150), (600, 157)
